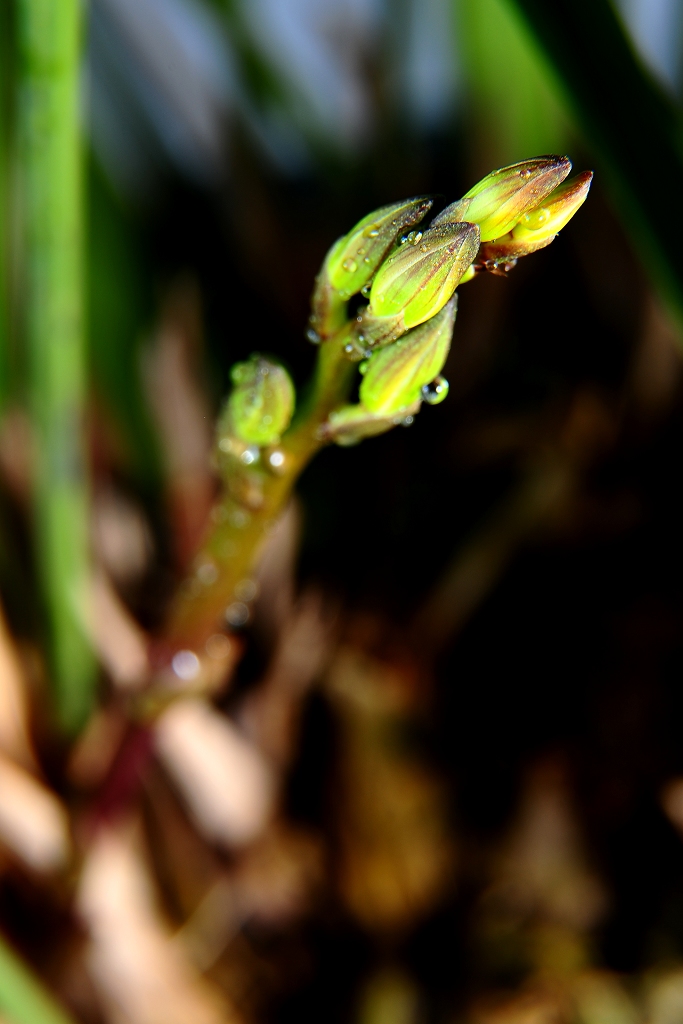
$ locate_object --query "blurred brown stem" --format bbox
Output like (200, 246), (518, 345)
(157, 326), (355, 657)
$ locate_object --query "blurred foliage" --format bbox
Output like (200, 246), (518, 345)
(506, 0), (683, 335)
(456, 0), (571, 168)
(0, 0), (682, 1022)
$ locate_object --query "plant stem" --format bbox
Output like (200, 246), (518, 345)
(159, 328), (355, 654)
(0, 933), (76, 1024)
(17, 0), (94, 731)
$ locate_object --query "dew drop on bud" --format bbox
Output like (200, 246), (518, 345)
(306, 326), (321, 344)
(226, 602), (249, 627)
(401, 416), (414, 427)
(360, 283), (372, 297)
(364, 224), (380, 238)
(421, 375), (449, 405)
(172, 650), (200, 680)
(344, 343), (355, 354)
(342, 258), (357, 272)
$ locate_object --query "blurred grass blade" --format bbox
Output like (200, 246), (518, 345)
(0, 934), (76, 1024)
(0, 0), (13, 411)
(456, 0), (570, 165)
(504, 0), (683, 333)
(17, 0), (94, 730)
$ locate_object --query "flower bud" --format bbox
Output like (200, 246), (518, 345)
(321, 401), (421, 446)
(433, 155), (572, 242)
(310, 196), (433, 339)
(358, 222), (478, 348)
(359, 295), (457, 416)
(477, 171), (593, 262)
(223, 356), (295, 447)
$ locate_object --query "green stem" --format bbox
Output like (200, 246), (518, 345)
(17, 0), (94, 731)
(0, 934), (76, 1024)
(161, 328), (355, 652)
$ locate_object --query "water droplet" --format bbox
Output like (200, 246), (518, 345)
(364, 224), (380, 238)
(226, 601), (249, 627)
(229, 506), (250, 528)
(269, 449), (285, 469)
(401, 230), (423, 246)
(401, 416), (414, 427)
(240, 446), (259, 465)
(363, 257), (371, 264)
(357, 333), (365, 343)
(342, 258), (357, 272)
(359, 360), (369, 375)
(524, 207), (550, 230)
(306, 326), (321, 344)
(361, 283), (372, 297)
(421, 375), (449, 405)
(205, 634), (232, 660)
(172, 650), (200, 680)
(344, 343), (354, 354)
(235, 578), (259, 602)
(357, 247), (366, 256)
(196, 561), (219, 586)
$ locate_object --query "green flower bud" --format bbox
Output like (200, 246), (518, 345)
(224, 356), (295, 447)
(321, 401), (421, 446)
(510, 170), (592, 244)
(433, 155), (572, 242)
(358, 222), (478, 348)
(310, 196), (433, 339)
(359, 295), (457, 416)
(477, 170), (593, 263)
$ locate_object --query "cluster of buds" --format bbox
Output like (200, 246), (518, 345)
(316, 154), (592, 445)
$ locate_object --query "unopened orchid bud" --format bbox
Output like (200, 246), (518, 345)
(433, 155), (571, 242)
(321, 401), (421, 446)
(309, 196), (433, 339)
(223, 356), (295, 447)
(477, 171), (593, 263)
(359, 295), (457, 416)
(357, 222), (478, 349)
(511, 170), (592, 244)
